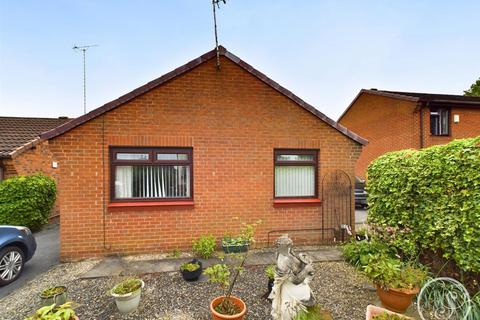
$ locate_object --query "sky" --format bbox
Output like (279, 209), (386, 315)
(1, 0), (479, 120)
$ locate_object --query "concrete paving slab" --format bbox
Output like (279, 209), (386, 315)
(80, 256), (124, 279)
(79, 247), (343, 279)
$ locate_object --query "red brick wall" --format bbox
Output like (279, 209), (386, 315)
(340, 93), (480, 179)
(339, 94), (419, 179)
(49, 57), (362, 261)
(422, 107), (480, 147)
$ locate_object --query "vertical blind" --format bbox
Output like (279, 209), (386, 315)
(115, 165), (190, 199)
(275, 166), (315, 197)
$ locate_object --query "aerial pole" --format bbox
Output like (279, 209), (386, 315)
(212, 0), (227, 69)
(73, 44), (98, 114)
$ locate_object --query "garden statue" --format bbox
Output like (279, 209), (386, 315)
(269, 235), (315, 320)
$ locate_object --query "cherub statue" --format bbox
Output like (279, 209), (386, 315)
(269, 235), (315, 320)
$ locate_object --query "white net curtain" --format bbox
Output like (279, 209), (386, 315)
(115, 165), (190, 199)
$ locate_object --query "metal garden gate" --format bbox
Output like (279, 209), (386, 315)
(321, 170), (353, 243)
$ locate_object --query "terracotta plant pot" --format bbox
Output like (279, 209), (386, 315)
(366, 305), (413, 320)
(210, 295), (246, 320)
(376, 285), (419, 313)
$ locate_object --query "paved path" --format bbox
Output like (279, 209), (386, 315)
(81, 246), (342, 279)
(0, 224), (59, 299)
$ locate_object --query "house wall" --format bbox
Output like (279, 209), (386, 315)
(421, 106), (480, 147)
(339, 94), (419, 179)
(49, 57), (362, 261)
(0, 141), (60, 217)
(1, 141), (57, 179)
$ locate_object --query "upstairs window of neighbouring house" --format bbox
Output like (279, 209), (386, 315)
(111, 147), (192, 201)
(430, 108), (449, 136)
(274, 149), (318, 198)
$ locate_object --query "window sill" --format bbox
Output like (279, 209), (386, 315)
(273, 198), (322, 208)
(108, 201), (194, 211)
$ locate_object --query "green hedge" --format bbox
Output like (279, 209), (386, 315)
(0, 174), (56, 230)
(367, 136), (480, 272)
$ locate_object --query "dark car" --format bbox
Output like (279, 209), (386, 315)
(0, 225), (37, 286)
(354, 177), (368, 208)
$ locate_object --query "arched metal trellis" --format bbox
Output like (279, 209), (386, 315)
(266, 169), (353, 246)
(321, 170), (353, 243)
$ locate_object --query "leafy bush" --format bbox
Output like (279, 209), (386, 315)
(0, 174), (56, 230)
(342, 239), (395, 269)
(25, 302), (76, 320)
(362, 258), (428, 290)
(192, 234), (216, 259)
(367, 137), (480, 272)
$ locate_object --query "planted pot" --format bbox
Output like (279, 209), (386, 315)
(267, 278), (274, 295)
(366, 305), (413, 320)
(180, 259), (203, 281)
(210, 296), (246, 320)
(111, 279), (145, 314)
(221, 241), (249, 254)
(376, 285), (419, 313)
(40, 286), (68, 307)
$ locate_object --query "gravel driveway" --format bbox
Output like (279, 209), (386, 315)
(0, 259), (376, 320)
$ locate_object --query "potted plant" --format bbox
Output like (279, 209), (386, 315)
(221, 222), (257, 253)
(40, 286), (68, 307)
(25, 302), (78, 320)
(366, 305), (413, 320)
(204, 221), (261, 320)
(362, 258), (427, 313)
(264, 264), (275, 295)
(180, 259), (203, 281)
(110, 278), (145, 314)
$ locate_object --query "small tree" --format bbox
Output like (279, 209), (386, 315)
(464, 78), (480, 96)
(203, 220), (261, 315)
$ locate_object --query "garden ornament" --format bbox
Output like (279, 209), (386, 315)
(269, 234), (315, 320)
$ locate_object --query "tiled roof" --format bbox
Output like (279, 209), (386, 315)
(0, 117), (71, 158)
(379, 90), (480, 105)
(338, 89), (480, 122)
(41, 46), (368, 145)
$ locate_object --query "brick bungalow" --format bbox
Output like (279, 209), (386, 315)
(40, 46), (367, 261)
(0, 116), (71, 181)
(338, 89), (480, 179)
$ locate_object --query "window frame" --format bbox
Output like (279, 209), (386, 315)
(430, 107), (450, 136)
(110, 146), (193, 202)
(273, 149), (319, 199)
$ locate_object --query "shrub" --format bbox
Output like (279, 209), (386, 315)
(362, 258), (428, 290)
(0, 174), (56, 230)
(342, 239), (395, 269)
(367, 136), (480, 272)
(192, 234), (216, 259)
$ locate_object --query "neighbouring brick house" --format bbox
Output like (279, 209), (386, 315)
(0, 116), (71, 181)
(40, 47), (367, 261)
(338, 89), (480, 179)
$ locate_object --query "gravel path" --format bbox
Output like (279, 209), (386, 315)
(0, 261), (376, 320)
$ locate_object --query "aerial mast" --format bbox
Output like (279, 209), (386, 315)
(72, 44), (98, 114)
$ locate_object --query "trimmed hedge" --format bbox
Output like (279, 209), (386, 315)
(367, 136), (480, 272)
(0, 174), (56, 230)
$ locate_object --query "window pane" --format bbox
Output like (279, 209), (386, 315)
(157, 153), (188, 161)
(440, 109), (449, 135)
(275, 166), (315, 197)
(116, 153), (149, 161)
(115, 165), (190, 199)
(276, 154), (314, 161)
